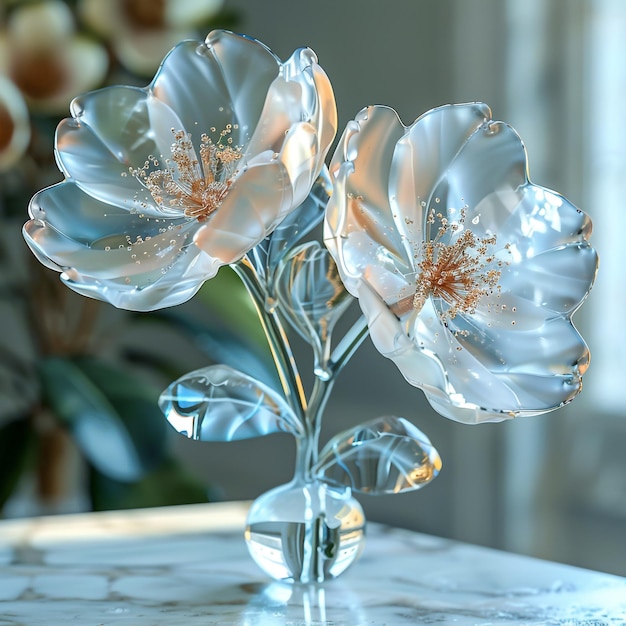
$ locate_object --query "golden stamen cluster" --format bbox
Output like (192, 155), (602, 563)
(413, 209), (503, 320)
(130, 125), (242, 221)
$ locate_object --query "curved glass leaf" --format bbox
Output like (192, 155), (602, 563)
(314, 416), (441, 495)
(274, 241), (353, 378)
(253, 167), (331, 288)
(159, 364), (303, 441)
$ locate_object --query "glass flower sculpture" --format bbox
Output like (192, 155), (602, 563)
(23, 31), (597, 583)
(324, 103), (597, 424)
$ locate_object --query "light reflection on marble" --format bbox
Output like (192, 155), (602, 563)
(0, 501), (625, 625)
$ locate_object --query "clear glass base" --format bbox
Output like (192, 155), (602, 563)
(244, 480), (366, 583)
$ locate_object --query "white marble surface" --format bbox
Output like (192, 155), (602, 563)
(0, 501), (625, 625)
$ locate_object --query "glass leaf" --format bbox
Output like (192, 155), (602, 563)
(274, 241), (352, 376)
(159, 364), (303, 441)
(259, 167), (332, 292)
(314, 416), (441, 495)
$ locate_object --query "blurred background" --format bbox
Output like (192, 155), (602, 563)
(1, 0), (624, 578)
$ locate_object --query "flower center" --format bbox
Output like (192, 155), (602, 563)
(389, 208), (507, 321)
(413, 210), (503, 320)
(130, 126), (242, 221)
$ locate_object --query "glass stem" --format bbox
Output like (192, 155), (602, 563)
(328, 315), (370, 376)
(295, 374), (334, 483)
(233, 260), (370, 486)
(231, 257), (307, 422)
(295, 316), (369, 483)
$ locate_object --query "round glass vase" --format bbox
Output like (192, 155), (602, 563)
(244, 479), (366, 583)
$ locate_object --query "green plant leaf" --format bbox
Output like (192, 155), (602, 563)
(140, 304), (279, 391)
(196, 265), (267, 349)
(0, 416), (33, 511)
(38, 356), (167, 483)
(89, 457), (208, 511)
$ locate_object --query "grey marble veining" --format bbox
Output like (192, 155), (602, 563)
(0, 501), (625, 625)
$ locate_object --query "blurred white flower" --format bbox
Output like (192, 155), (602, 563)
(0, 0), (108, 114)
(80, 0), (224, 77)
(0, 76), (30, 171)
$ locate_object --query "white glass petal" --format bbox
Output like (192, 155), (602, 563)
(244, 47), (336, 206)
(60, 249), (221, 312)
(202, 31), (282, 132)
(325, 106), (408, 295)
(24, 182), (224, 311)
(500, 242), (597, 315)
(69, 86), (159, 169)
(55, 120), (154, 212)
(193, 160), (293, 264)
(151, 33), (276, 143)
(25, 182), (193, 272)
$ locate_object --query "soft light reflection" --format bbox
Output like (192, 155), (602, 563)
(0, 501), (248, 548)
(246, 581), (364, 625)
(586, 0), (626, 412)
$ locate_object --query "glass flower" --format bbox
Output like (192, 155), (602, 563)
(325, 103), (598, 424)
(23, 30), (337, 311)
(0, 0), (108, 114)
(0, 76), (30, 172)
(79, 0), (224, 77)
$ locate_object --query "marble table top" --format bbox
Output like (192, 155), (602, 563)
(0, 501), (625, 625)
